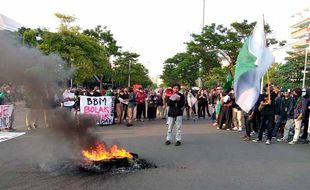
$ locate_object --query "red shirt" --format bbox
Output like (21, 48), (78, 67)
(135, 91), (146, 104)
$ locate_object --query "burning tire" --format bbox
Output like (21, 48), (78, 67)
(79, 152), (156, 173)
(79, 143), (156, 173)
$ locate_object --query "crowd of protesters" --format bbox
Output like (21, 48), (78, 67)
(212, 85), (310, 146)
(62, 85), (214, 126)
(2, 82), (310, 147)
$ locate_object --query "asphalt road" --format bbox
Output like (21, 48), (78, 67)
(1, 107), (310, 190)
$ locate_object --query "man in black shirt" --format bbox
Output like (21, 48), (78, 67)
(165, 84), (185, 146)
(272, 90), (291, 138)
(253, 91), (276, 145)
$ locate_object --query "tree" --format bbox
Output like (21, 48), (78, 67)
(130, 63), (153, 87)
(161, 52), (199, 86)
(19, 14), (110, 85)
(162, 20), (285, 87)
(204, 67), (227, 88)
(267, 45), (310, 90)
(113, 51), (152, 87)
(83, 25), (121, 89)
(37, 30), (109, 84)
(264, 63), (286, 87)
(19, 13), (152, 88)
(83, 25), (121, 58)
(161, 62), (179, 87)
(54, 13), (80, 32)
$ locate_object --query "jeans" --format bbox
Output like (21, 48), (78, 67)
(136, 103), (146, 120)
(198, 103), (206, 118)
(258, 115), (275, 141)
(166, 116), (183, 141)
(283, 119), (294, 140)
(272, 115), (286, 137)
(244, 115), (251, 137)
(301, 118), (309, 140)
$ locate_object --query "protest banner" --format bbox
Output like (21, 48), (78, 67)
(0, 105), (14, 129)
(80, 96), (115, 125)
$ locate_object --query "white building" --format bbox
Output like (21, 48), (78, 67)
(290, 8), (310, 47)
(0, 14), (23, 32)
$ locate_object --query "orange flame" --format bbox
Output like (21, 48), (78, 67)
(81, 143), (133, 161)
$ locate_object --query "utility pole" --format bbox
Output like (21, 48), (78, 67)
(198, 0), (206, 88)
(128, 61), (131, 87)
(302, 46), (309, 89)
(202, 0), (206, 28)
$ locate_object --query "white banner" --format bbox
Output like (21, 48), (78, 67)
(0, 105), (14, 129)
(0, 132), (26, 143)
(80, 96), (115, 125)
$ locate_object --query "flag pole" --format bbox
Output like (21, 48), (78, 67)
(260, 77), (264, 94)
(263, 14), (271, 102)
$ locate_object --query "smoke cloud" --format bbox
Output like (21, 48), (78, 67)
(0, 30), (103, 174)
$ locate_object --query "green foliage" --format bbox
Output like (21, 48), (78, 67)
(161, 19), (285, 87)
(130, 63), (153, 87)
(204, 67), (227, 88)
(21, 29), (37, 47)
(113, 51), (152, 87)
(161, 52), (199, 86)
(54, 13), (80, 32)
(268, 46), (310, 89)
(17, 14), (152, 88)
(36, 30), (109, 83)
(161, 62), (179, 87)
(83, 25), (121, 58)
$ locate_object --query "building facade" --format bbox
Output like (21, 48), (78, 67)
(290, 8), (310, 47)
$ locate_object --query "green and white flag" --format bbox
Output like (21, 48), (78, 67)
(223, 71), (233, 91)
(234, 18), (274, 112)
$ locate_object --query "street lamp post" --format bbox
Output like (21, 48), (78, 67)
(202, 0), (206, 28)
(128, 61), (131, 87)
(302, 46), (309, 89)
(198, 0), (206, 88)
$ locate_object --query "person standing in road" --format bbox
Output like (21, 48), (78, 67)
(165, 84), (185, 146)
(126, 88), (136, 127)
(135, 88), (147, 121)
(253, 88), (276, 145)
(198, 90), (207, 119)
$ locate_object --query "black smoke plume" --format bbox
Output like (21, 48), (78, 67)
(0, 30), (103, 173)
